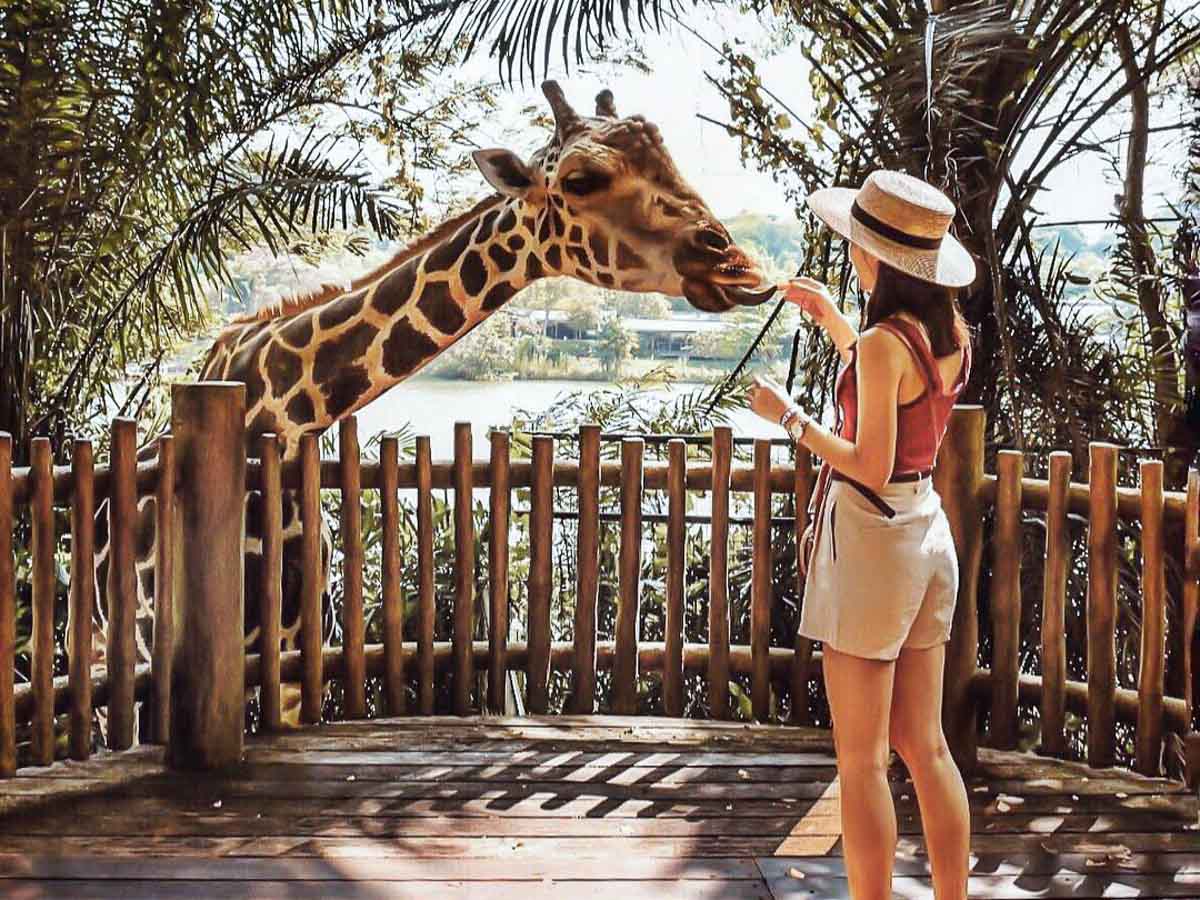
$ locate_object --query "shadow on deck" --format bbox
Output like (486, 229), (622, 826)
(0, 716), (1198, 898)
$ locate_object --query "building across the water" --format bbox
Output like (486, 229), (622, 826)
(509, 309), (741, 359)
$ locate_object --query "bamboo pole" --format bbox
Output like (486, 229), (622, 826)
(258, 435), (283, 732)
(339, 417), (366, 719)
(614, 438), (644, 715)
(572, 424), (601, 714)
(380, 436), (405, 717)
(68, 439), (95, 760)
(30, 438), (55, 766)
(709, 426), (732, 720)
(790, 446), (814, 726)
(1136, 459), (1165, 777)
(452, 422), (475, 715)
(416, 436), (435, 715)
(486, 430), (510, 715)
(988, 450), (1023, 750)
(1039, 451), (1070, 758)
(106, 419), (137, 750)
(149, 435), (175, 744)
(299, 433), (323, 725)
(528, 436), (554, 714)
(663, 439), (686, 718)
(1086, 442), (1119, 769)
(751, 439), (772, 722)
(935, 406), (985, 774)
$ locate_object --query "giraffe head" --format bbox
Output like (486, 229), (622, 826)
(471, 81), (774, 313)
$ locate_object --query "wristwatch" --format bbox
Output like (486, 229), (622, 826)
(779, 404), (809, 443)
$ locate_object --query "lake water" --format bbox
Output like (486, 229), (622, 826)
(353, 377), (782, 458)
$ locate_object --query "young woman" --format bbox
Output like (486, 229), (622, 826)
(748, 170), (975, 899)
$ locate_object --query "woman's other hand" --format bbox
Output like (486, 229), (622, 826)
(779, 276), (836, 325)
(748, 374), (794, 425)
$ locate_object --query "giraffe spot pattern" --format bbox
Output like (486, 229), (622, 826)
(322, 365), (372, 418)
(525, 253), (544, 280)
(417, 280), (465, 335)
(426, 220), (475, 275)
(488, 243), (517, 271)
(550, 208), (565, 237)
(617, 242), (647, 269)
(279, 313), (315, 348)
(507, 234), (524, 251)
(598, 271), (615, 286)
(314, 321), (379, 384)
(265, 341), (304, 395)
(567, 245), (590, 269)
(248, 405), (280, 439)
(460, 251), (488, 296)
(475, 209), (499, 242)
(545, 245), (562, 270)
(482, 280), (517, 311)
(589, 232), (609, 267)
(286, 392), (316, 425)
(496, 207), (517, 234)
(372, 263), (417, 316)
(317, 289), (365, 330)
(569, 225), (583, 243)
(382, 317), (439, 377)
(538, 212), (552, 244)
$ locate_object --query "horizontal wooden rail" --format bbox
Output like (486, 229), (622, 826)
(9, 458), (162, 506)
(13, 664), (153, 727)
(245, 641), (821, 691)
(980, 473), (1190, 524)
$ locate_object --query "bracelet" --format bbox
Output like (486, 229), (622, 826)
(779, 405), (809, 443)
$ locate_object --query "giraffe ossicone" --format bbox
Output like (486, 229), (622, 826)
(85, 80), (773, 738)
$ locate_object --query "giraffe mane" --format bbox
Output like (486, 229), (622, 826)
(230, 192), (507, 324)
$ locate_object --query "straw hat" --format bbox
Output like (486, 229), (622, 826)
(805, 170), (976, 288)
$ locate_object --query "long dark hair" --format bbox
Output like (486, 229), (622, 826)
(863, 261), (969, 358)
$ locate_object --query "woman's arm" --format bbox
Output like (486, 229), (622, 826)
(750, 327), (904, 492)
(779, 278), (858, 364)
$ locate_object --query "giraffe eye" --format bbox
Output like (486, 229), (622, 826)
(561, 170), (610, 196)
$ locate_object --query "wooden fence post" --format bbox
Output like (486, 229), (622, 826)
(988, 449), (1023, 750)
(934, 405), (985, 775)
(1087, 442), (1119, 769)
(168, 382), (246, 770)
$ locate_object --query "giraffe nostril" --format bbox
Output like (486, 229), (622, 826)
(695, 228), (730, 252)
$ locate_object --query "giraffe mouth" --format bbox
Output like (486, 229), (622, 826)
(681, 278), (776, 313)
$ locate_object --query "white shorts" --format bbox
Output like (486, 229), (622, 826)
(798, 475), (958, 661)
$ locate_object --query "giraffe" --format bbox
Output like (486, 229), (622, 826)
(81, 80), (773, 738)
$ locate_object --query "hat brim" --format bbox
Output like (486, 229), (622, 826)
(805, 187), (977, 289)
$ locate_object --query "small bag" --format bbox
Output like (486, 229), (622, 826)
(799, 461), (832, 577)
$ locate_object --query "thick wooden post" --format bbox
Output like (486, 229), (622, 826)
(258, 434), (283, 732)
(168, 382), (246, 770)
(416, 436), (435, 715)
(298, 434), (323, 725)
(107, 419), (137, 750)
(380, 436), (405, 717)
(934, 405), (985, 775)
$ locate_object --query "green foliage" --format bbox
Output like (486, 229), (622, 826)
(0, 0), (497, 458)
(596, 316), (637, 376)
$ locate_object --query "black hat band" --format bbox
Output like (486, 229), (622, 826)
(851, 200), (944, 251)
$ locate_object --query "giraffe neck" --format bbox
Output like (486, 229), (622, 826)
(212, 195), (552, 457)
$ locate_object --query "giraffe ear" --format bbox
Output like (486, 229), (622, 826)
(472, 149), (535, 198)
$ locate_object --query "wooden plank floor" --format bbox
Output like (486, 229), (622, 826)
(1, 715), (1199, 897)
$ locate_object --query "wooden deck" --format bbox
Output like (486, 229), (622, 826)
(1, 716), (1199, 898)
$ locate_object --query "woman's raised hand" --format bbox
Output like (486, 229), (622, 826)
(779, 277), (836, 326)
(748, 374), (793, 425)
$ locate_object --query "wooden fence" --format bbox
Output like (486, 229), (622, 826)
(2, 382), (1200, 783)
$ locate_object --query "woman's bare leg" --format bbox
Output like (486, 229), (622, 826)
(822, 645), (898, 899)
(889, 642), (970, 899)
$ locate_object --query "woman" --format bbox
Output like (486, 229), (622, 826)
(748, 169), (975, 899)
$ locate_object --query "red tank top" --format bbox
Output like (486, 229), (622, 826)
(834, 316), (971, 474)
